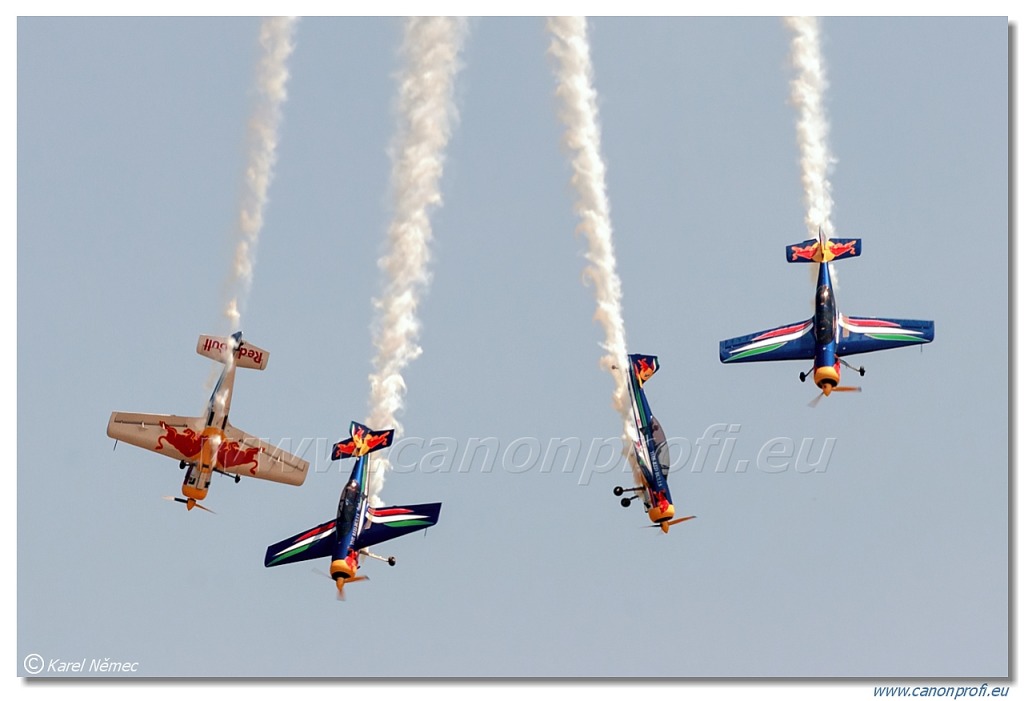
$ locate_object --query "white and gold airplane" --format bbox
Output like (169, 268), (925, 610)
(107, 332), (309, 512)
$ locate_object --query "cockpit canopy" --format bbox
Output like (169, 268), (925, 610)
(651, 417), (671, 477)
(336, 479), (361, 524)
(814, 284), (835, 345)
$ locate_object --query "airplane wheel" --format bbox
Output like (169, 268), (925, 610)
(620, 498), (632, 508)
(613, 486), (624, 496)
(179, 460), (187, 470)
(388, 557), (396, 567)
(799, 372), (807, 383)
(859, 368), (866, 376)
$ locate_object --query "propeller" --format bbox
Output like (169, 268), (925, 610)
(808, 385), (862, 408)
(312, 568), (369, 601)
(335, 576), (369, 601)
(647, 515), (697, 533)
(162, 496), (215, 514)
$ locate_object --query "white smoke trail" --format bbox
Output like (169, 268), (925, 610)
(785, 16), (835, 242)
(204, 18), (296, 406)
(546, 17), (635, 471)
(366, 17), (466, 504)
(223, 16), (297, 331)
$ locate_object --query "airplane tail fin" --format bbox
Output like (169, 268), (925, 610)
(196, 332), (269, 370)
(786, 229), (861, 263)
(628, 354), (659, 386)
(332, 422), (395, 460)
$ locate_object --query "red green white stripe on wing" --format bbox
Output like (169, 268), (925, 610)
(725, 321), (813, 361)
(266, 523), (336, 565)
(367, 506), (435, 528)
(840, 317), (926, 343)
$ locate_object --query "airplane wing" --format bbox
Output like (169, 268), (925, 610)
(219, 424), (309, 486)
(265, 519), (338, 567)
(107, 412), (205, 462)
(353, 502), (442, 551)
(720, 320), (816, 363)
(837, 316), (934, 356)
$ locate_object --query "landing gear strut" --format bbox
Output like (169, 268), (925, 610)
(214, 468), (242, 484)
(840, 357), (866, 376)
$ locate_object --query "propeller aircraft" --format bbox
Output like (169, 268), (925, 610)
(106, 332), (309, 512)
(614, 354), (695, 533)
(719, 228), (934, 404)
(264, 421), (442, 599)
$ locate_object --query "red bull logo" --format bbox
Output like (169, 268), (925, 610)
(349, 427), (390, 456)
(216, 441), (263, 475)
(157, 422), (262, 474)
(332, 424), (394, 460)
(790, 243), (820, 261)
(361, 430), (391, 453)
(332, 440), (357, 459)
(155, 422), (203, 458)
(201, 337), (264, 367)
(633, 357), (656, 384)
(829, 240), (856, 258)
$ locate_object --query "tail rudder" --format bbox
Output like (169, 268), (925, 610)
(197, 332), (269, 370)
(332, 422), (395, 460)
(628, 354), (659, 386)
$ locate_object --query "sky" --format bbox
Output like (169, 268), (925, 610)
(14, 14), (1010, 687)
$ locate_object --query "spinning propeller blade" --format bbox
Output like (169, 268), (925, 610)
(313, 568), (369, 601)
(335, 575), (368, 601)
(162, 496), (216, 514)
(647, 515), (696, 533)
(809, 386), (861, 407)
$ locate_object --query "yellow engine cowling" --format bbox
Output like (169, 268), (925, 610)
(814, 365), (839, 393)
(648, 502), (675, 524)
(330, 558), (357, 581)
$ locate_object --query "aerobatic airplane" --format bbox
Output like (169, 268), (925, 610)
(106, 332), (309, 512)
(719, 228), (934, 403)
(265, 421), (442, 599)
(614, 354), (695, 533)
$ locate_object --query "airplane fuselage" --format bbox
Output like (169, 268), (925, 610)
(626, 355), (676, 526)
(328, 456), (370, 585)
(180, 354), (238, 505)
(811, 260), (842, 394)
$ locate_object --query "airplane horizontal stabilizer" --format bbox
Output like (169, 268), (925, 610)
(786, 238), (861, 263)
(196, 333), (269, 370)
(332, 422), (395, 460)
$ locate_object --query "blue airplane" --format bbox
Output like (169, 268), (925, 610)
(265, 421), (441, 599)
(719, 227), (934, 404)
(614, 354), (695, 533)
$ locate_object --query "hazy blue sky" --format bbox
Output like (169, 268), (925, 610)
(15, 15), (1008, 685)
